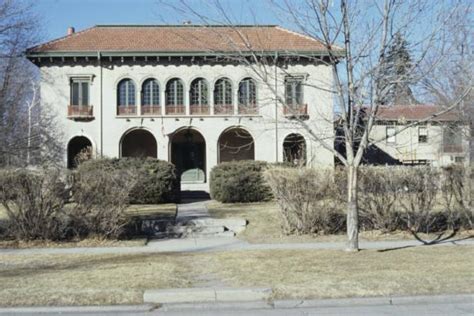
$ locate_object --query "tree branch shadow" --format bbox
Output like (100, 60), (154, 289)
(377, 231), (473, 252)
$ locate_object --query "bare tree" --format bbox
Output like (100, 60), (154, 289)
(0, 0), (61, 167)
(163, 0), (472, 251)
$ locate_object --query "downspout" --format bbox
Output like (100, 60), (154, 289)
(274, 52), (279, 162)
(98, 51), (103, 157)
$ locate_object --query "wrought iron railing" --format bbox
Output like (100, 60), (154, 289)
(117, 106), (137, 116)
(190, 105), (210, 115)
(141, 105), (161, 115)
(165, 105), (186, 115)
(283, 104), (308, 116)
(68, 105), (93, 118)
(214, 104), (234, 115)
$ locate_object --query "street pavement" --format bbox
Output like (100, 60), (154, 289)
(0, 294), (472, 315)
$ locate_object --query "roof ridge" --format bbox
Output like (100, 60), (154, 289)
(27, 25), (97, 53)
(95, 24), (278, 28)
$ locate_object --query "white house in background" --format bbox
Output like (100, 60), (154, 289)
(26, 25), (337, 190)
(369, 105), (470, 166)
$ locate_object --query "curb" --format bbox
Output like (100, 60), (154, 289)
(144, 287), (272, 304)
(273, 294), (474, 309)
(0, 304), (156, 314)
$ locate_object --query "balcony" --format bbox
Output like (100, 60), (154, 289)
(443, 144), (463, 153)
(117, 106), (137, 116)
(67, 105), (94, 120)
(238, 104), (258, 115)
(284, 104), (308, 118)
(165, 105), (185, 115)
(214, 104), (234, 115)
(141, 105), (161, 116)
(190, 105), (210, 115)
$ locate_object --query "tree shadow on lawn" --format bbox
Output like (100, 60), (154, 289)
(377, 232), (474, 253)
(0, 252), (189, 279)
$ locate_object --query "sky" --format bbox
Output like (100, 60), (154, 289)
(35, 0), (282, 43)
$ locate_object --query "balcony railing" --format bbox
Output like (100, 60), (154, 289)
(214, 104), (234, 115)
(190, 105), (210, 115)
(165, 105), (185, 115)
(443, 144), (463, 153)
(238, 104), (258, 115)
(284, 104), (308, 116)
(68, 105), (94, 119)
(141, 105), (161, 115)
(117, 106), (137, 116)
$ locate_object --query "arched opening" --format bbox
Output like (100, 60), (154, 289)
(170, 128), (206, 183)
(283, 133), (306, 165)
(218, 127), (255, 163)
(67, 136), (92, 169)
(121, 129), (157, 158)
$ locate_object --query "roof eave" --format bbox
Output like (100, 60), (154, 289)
(25, 50), (345, 59)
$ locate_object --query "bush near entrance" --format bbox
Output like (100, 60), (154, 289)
(75, 158), (180, 204)
(210, 160), (273, 203)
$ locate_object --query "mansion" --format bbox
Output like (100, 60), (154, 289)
(26, 25), (336, 188)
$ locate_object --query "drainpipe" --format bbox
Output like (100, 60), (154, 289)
(274, 52), (279, 162)
(98, 51), (103, 157)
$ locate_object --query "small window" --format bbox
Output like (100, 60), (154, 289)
(238, 78), (257, 108)
(190, 78), (208, 106)
(142, 79), (160, 106)
(418, 126), (428, 143)
(70, 79), (90, 106)
(454, 156), (465, 163)
(117, 79), (136, 106)
(166, 78), (184, 106)
(386, 126), (396, 144)
(285, 76), (304, 107)
(214, 78), (233, 114)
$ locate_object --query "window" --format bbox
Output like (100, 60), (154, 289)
(117, 79), (136, 107)
(141, 79), (160, 106)
(70, 79), (90, 106)
(285, 76), (304, 107)
(190, 78), (208, 106)
(238, 78), (257, 109)
(166, 78), (184, 106)
(214, 78), (233, 114)
(418, 126), (428, 143)
(386, 126), (396, 144)
(443, 124), (463, 153)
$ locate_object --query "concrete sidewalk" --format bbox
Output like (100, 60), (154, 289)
(0, 236), (472, 256)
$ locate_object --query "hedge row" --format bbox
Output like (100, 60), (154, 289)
(75, 158), (180, 204)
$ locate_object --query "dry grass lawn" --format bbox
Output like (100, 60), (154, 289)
(206, 201), (474, 243)
(1, 246), (472, 306)
(195, 246), (474, 299)
(0, 253), (193, 306)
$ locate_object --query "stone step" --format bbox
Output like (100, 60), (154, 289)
(186, 231), (236, 238)
(185, 218), (247, 233)
(169, 225), (226, 235)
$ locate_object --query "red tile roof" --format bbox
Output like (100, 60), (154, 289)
(27, 25), (334, 55)
(375, 105), (460, 121)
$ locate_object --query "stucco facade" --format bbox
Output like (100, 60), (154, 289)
(38, 57), (335, 188)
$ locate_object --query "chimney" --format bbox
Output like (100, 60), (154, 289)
(182, 21), (192, 25)
(67, 27), (75, 36)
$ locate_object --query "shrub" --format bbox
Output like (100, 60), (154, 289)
(441, 164), (473, 230)
(358, 167), (405, 232)
(210, 160), (273, 203)
(0, 168), (68, 240)
(70, 164), (137, 239)
(264, 167), (345, 235)
(74, 158), (180, 204)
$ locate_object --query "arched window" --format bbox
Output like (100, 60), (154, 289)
(238, 78), (257, 114)
(214, 78), (233, 115)
(141, 79), (160, 115)
(283, 133), (306, 166)
(117, 79), (136, 115)
(189, 78), (209, 115)
(165, 78), (184, 114)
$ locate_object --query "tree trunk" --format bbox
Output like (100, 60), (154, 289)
(346, 164), (359, 251)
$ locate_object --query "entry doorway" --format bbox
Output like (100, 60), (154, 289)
(170, 128), (206, 183)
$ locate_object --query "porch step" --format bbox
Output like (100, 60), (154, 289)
(180, 190), (210, 201)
